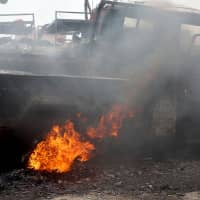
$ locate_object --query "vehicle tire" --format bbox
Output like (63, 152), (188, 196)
(148, 93), (177, 160)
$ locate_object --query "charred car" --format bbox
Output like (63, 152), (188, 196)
(0, 0), (200, 170)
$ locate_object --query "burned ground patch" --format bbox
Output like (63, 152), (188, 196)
(0, 159), (200, 199)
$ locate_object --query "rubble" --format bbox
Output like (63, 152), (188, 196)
(0, 159), (200, 199)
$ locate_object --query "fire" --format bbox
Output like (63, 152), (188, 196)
(87, 104), (134, 139)
(28, 120), (95, 173)
(28, 104), (134, 173)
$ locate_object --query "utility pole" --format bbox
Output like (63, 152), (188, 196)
(84, 0), (92, 20)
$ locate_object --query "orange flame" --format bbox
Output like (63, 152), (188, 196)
(87, 104), (134, 139)
(28, 104), (134, 173)
(28, 120), (95, 173)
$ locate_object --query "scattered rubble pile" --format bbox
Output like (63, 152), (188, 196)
(1, 159), (200, 199)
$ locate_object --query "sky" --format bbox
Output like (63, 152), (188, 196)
(0, 0), (200, 25)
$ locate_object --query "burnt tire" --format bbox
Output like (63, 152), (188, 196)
(151, 95), (176, 137)
(149, 94), (177, 160)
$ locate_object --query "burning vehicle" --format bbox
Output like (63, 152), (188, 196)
(1, 1), (200, 199)
(0, 0), (200, 178)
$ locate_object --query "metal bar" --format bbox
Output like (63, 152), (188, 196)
(55, 11), (90, 15)
(99, 0), (136, 7)
(0, 13), (35, 35)
(0, 13), (34, 17)
(0, 21), (34, 24)
(0, 13), (35, 24)
(55, 11), (58, 45)
(55, 10), (91, 21)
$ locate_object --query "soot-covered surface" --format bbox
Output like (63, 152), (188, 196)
(1, 158), (200, 199)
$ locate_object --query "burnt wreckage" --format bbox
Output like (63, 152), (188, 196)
(0, 1), (200, 171)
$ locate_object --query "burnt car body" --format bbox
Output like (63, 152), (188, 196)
(89, 1), (200, 155)
(1, 1), (200, 169)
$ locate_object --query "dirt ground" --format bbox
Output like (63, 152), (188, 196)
(51, 192), (200, 200)
(1, 158), (200, 200)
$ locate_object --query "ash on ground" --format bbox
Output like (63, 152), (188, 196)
(1, 158), (200, 199)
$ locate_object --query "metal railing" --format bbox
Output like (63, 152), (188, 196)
(0, 13), (35, 35)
